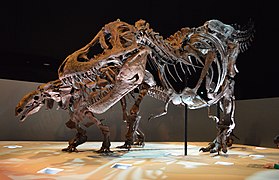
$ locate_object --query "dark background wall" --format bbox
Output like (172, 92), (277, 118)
(1, 79), (278, 148)
(0, 0), (279, 100)
(0, 1), (278, 149)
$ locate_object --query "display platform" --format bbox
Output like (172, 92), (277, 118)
(0, 141), (278, 179)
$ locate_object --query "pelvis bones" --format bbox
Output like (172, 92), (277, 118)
(16, 19), (254, 154)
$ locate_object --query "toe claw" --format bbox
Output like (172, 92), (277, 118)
(96, 147), (113, 153)
(116, 144), (131, 150)
(116, 140), (132, 150)
(62, 146), (78, 152)
(199, 147), (210, 152)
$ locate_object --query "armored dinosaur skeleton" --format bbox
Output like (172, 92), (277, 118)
(16, 19), (254, 154)
(15, 79), (145, 152)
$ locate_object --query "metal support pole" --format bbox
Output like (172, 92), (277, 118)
(217, 102), (220, 120)
(184, 104), (188, 156)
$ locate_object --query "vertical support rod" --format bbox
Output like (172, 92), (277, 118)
(184, 104), (188, 156)
(217, 102), (220, 120)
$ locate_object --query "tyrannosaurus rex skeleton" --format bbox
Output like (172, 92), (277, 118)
(17, 19), (254, 154)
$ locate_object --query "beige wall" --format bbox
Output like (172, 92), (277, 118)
(1, 79), (278, 148)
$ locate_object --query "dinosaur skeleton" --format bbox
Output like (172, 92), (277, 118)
(15, 79), (111, 152)
(16, 19), (254, 154)
(15, 79), (146, 152)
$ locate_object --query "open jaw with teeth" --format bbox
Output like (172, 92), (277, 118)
(60, 61), (120, 101)
(58, 20), (149, 114)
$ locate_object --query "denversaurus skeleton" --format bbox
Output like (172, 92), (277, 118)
(16, 19), (254, 154)
(15, 79), (145, 152)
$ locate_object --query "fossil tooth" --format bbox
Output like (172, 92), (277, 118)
(62, 78), (68, 85)
(86, 70), (92, 76)
(76, 73), (82, 80)
(66, 77), (73, 85)
(73, 75), (80, 82)
(87, 75), (95, 81)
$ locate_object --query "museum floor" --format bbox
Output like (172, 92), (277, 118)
(0, 141), (278, 180)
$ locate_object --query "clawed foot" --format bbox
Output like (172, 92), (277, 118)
(62, 145), (79, 153)
(116, 140), (132, 150)
(133, 140), (145, 147)
(116, 144), (131, 150)
(199, 141), (227, 154)
(96, 146), (113, 153)
(199, 142), (216, 153)
(199, 127), (238, 154)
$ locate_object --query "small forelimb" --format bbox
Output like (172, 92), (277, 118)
(148, 99), (170, 121)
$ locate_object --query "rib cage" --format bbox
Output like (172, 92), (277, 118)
(147, 86), (171, 103)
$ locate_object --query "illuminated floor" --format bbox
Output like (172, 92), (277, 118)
(0, 141), (278, 180)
